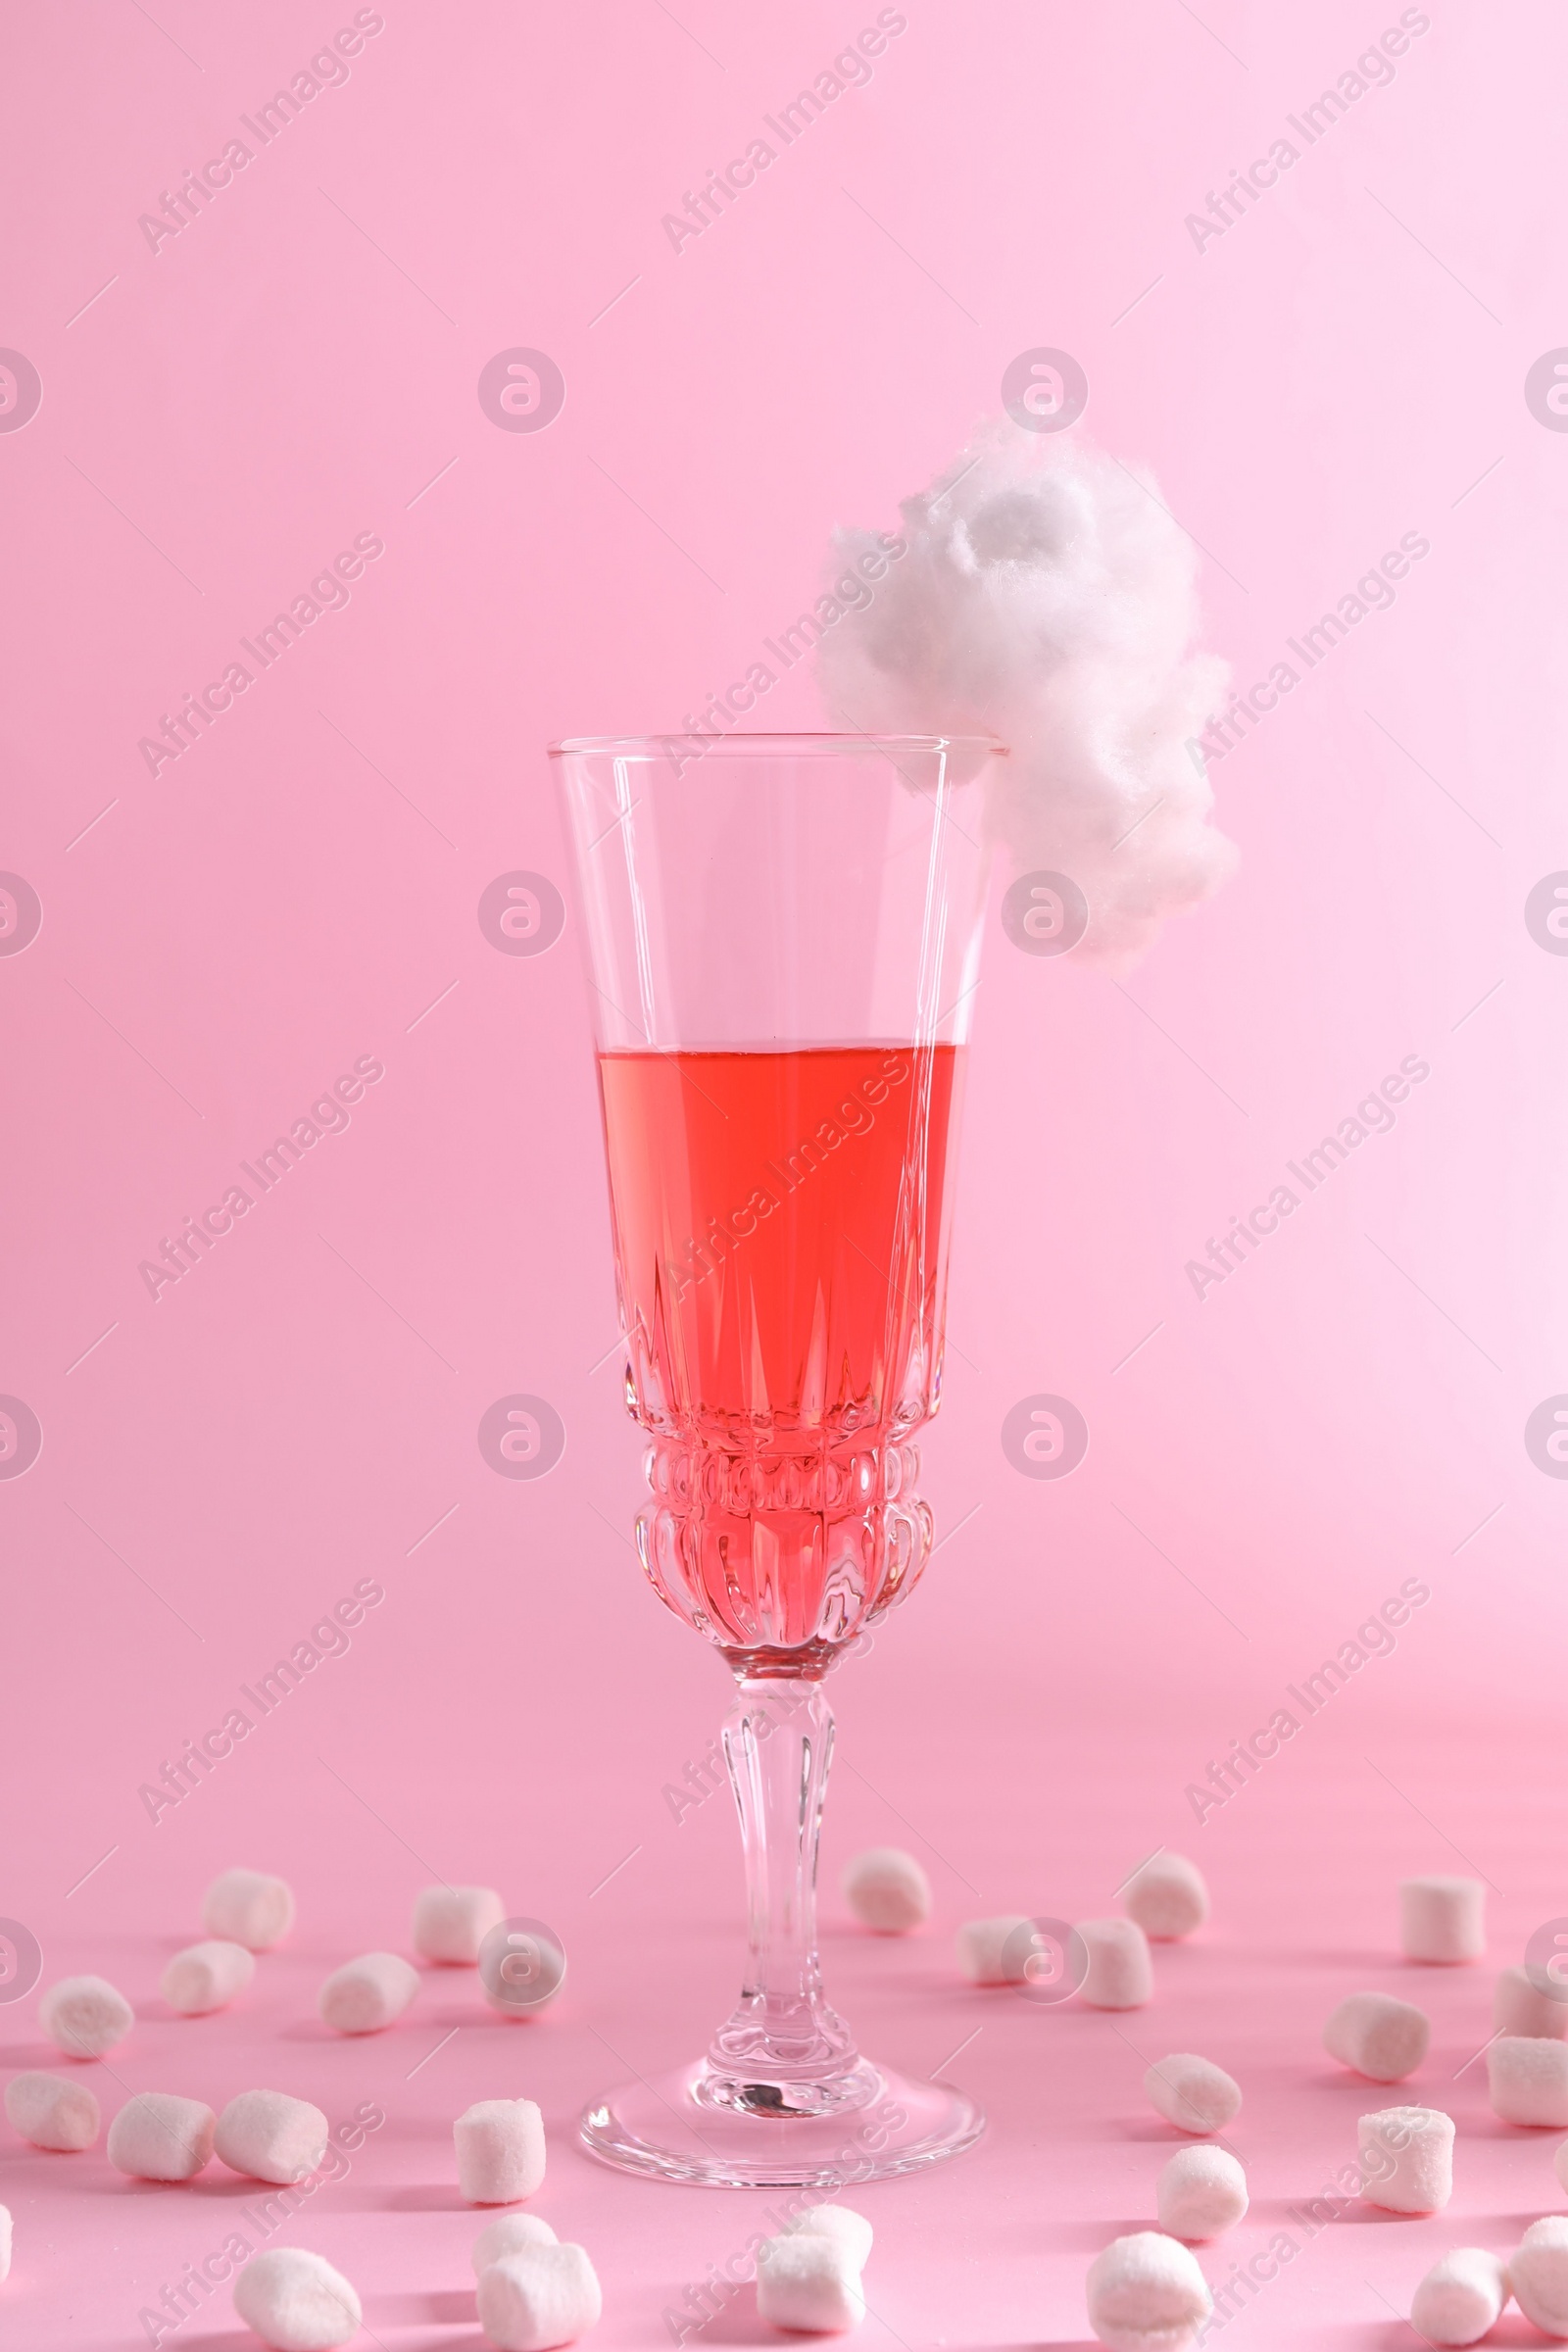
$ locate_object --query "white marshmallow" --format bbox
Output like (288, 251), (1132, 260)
(203, 1867), (295, 1952)
(1086, 2230), (1211, 2350)
(472, 2213), (559, 2276)
(1496, 1964), (1568, 2039)
(779, 2204), (874, 2269)
(0, 2206), (11, 2282)
(1122, 1854), (1208, 1941)
(477, 2244), (603, 2350)
(1156, 2146), (1248, 2241)
(162, 1938), (256, 2016)
(1400, 1877), (1485, 1964)
(414, 1884), (505, 1963)
(757, 2234), (865, 2333)
(5, 2069), (100, 2150)
(1489, 2037), (1568, 2128)
(233, 2247), (362, 2350)
(1078, 1919), (1152, 2010)
(456, 2097), (547, 2204)
(39, 1974), (133, 2059)
(1145, 2055), (1240, 2135)
(216, 2089), (329, 2184)
(318, 1951), (418, 2034)
(1359, 2105), (1454, 2213)
(1409, 2249), (1510, 2347)
(841, 1848), (931, 1934)
(1323, 1991), (1430, 2083)
(1508, 2219), (1568, 2339)
(956, 1915), (1032, 1984)
(107, 2091), (216, 2182)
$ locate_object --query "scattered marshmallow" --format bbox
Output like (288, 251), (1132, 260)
(203, 1867), (295, 1952)
(39, 1975), (133, 2059)
(318, 1951), (418, 2034)
(1488, 2037), (1568, 2128)
(472, 2213), (559, 2276)
(4, 2070), (100, 2151)
(956, 1916), (1032, 1984)
(780, 2205), (874, 2268)
(757, 2234), (865, 2333)
(1078, 1919), (1152, 2010)
(233, 2246), (362, 2350)
(1122, 1854), (1208, 1941)
(1086, 2230), (1211, 2351)
(1400, 1877), (1485, 1965)
(107, 2090), (216, 2182)
(0, 2206), (10, 2282)
(456, 2097), (547, 2204)
(1145, 2054), (1240, 2135)
(1508, 2219), (1568, 2339)
(162, 1938), (256, 2017)
(841, 1848), (931, 1935)
(1496, 1963), (1568, 2040)
(1156, 2146), (1248, 2242)
(477, 2244), (603, 2350)
(414, 1884), (505, 1964)
(1323, 1991), (1431, 2083)
(1409, 2249), (1510, 2347)
(216, 2090), (329, 2184)
(1358, 2105), (1454, 2213)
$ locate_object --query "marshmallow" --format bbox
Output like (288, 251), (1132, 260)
(1489, 2036), (1568, 2128)
(473, 2213), (559, 2276)
(414, 1884), (505, 1964)
(956, 1915), (1032, 1984)
(841, 1847), (931, 1934)
(1323, 1991), (1431, 2082)
(456, 2097), (547, 2204)
(1145, 2055), (1241, 2135)
(1078, 1919), (1152, 2010)
(1359, 2105), (1454, 2213)
(780, 2204), (874, 2269)
(1400, 1877), (1485, 1965)
(39, 1974), (133, 2059)
(4, 2069), (100, 2150)
(1508, 2219), (1568, 2339)
(1156, 2146), (1248, 2242)
(203, 1867), (295, 1952)
(477, 2245), (603, 2350)
(0, 2206), (10, 2282)
(216, 2090), (329, 2184)
(107, 2091), (216, 2182)
(757, 2234), (865, 2333)
(233, 2247), (362, 2350)
(1122, 1854), (1208, 1941)
(162, 1938), (256, 2016)
(318, 1951), (418, 2034)
(1086, 2231), (1211, 2351)
(1496, 1963), (1568, 2039)
(1409, 2249), (1510, 2347)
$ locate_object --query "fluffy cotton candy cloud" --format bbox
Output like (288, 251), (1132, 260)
(817, 420), (1237, 968)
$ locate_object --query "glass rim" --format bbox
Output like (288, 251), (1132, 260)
(547, 730), (1008, 759)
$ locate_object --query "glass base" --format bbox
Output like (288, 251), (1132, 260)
(578, 2055), (984, 2188)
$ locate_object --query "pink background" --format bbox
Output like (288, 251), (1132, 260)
(3, 1), (1567, 2344)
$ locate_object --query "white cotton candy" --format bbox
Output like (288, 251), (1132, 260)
(476, 2244), (603, 2350)
(780, 2204), (874, 2268)
(1359, 2105), (1454, 2213)
(1488, 2037), (1568, 2127)
(1323, 1991), (1431, 2082)
(1156, 2146), (1248, 2241)
(1508, 2219), (1568, 2338)
(456, 2097), (547, 2204)
(107, 2091), (216, 2181)
(956, 1916), (1032, 1984)
(1077, 1919), (1152, 2010)
(162, 1938), (256, 2016)
(1400, 1877), (1485, 1964)
(1121, 1854), (1208, 1941)
(1086, 2230), (1211, 2350)
(1496, 1964), (1568, 2039)
(1145, 2055), (1241, 2134)
(756, 2234), (865, 2333)
(318, 1951), (418, 2034)
(39, 1975), (133, 2058)
(472, 2213), (559, 2276)
(841, 1848), (931, 1934)
(414, 1884), (505, 1963)
(203, 1867), (295, 1951)
(233, 2247), (362, 2350)
(1409, 2249), (1510, 2346)
(4, 2070), (100, 2150)
(216, 2090), (329, 2184)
